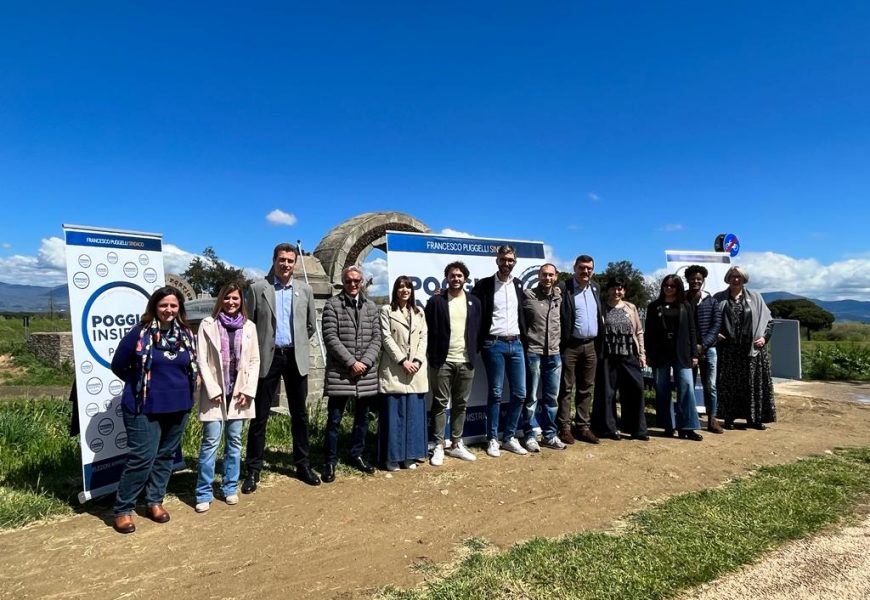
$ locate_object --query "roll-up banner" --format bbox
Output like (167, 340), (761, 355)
(664, 250), (732, 414)
(64, 224), (165, 502)
(385, 231), (546, 440)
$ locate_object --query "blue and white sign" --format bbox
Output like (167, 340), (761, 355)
(723, 233), (740, 257)
(64, 224), (165, 503)
(386, 231), (546, 441)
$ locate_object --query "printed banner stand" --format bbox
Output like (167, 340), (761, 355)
(385, 231), (546, 441)
(64, 224), (165, 503)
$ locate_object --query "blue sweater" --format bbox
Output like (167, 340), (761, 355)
(111, 325), (195, 414)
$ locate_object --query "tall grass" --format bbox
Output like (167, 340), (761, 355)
(802, 342), (870, 380)
(0, 396), (373, 528)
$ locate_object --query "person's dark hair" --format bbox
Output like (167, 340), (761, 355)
(390, 276), (420, 313)
(685, 264), (708, 279)
(266, 243), (299, 278)
(574, 254), (595, 267)
(606, 276), (626, 290)
(140, 286), (190, 328)
(272, 243), (298, 262)
(658, 274), (686, 303)
(211, 282), (249, 319)
(497, 245), (516, 257)
(444, 261), (470, 279)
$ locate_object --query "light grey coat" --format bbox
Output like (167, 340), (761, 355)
(322, 291), (381, 397)
(245, 276), (317, 378)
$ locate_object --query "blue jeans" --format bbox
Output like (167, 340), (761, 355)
(524, 352), (561, 441)
(114, 408), (189, 516)
(481, 338), (527, 440)
(196, 419), (244, 502)
(654, 363), (701, 430)
(699, 347), (718, 419)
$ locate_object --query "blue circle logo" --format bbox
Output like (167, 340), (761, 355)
(723, 233), (740, 257)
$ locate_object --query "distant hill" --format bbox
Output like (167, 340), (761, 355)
(762, 292), (870, 323)
(0, 282), (69, 312)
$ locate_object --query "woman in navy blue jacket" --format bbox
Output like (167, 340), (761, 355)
(110, 286), (198, 533)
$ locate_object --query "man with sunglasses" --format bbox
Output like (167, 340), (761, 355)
(321, 265), (382, 482)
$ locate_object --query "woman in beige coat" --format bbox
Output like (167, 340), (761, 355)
(377, 276), (428, 471)
(195, 283), (259, 512)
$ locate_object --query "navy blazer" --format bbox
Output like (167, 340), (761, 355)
(557, 278), (604, 350)
(471, 275), (528, 351)
(424, 292), (482, 368)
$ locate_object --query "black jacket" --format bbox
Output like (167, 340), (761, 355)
(470, 275), (527, 351)
(424, 292), (482, 368)
(557, 278), (604, 351)
(644, 299), (697, 369)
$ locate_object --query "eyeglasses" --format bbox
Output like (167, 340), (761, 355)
(345, 279), (362, 286)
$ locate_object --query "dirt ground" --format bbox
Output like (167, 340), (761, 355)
(1, 382), (869, 600)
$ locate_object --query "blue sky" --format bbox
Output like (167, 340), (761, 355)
(1, 2), (869, 300)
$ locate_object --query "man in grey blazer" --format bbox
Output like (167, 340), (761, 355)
(243, 243), (321, 489)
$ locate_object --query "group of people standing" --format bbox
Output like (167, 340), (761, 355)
(107, 243), (776, 534)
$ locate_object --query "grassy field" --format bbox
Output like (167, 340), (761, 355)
(380, 447), (870, 600)
(0, 396), (369, 529)
(0, 315), (73, 386)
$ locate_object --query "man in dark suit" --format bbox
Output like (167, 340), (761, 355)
(243, 243), (321, 490)
(471, 245), (529, 458)
(557, 254), (604, 445)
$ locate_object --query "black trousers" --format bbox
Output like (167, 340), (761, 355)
(245, 350), (310, 472)
(591, 354), (647, 437)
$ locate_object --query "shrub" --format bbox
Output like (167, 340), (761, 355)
(803, 343), (870, 380)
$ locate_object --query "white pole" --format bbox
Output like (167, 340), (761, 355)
(297, 239), (327, 365)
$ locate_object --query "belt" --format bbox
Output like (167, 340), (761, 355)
(274, 345), (295, 354)
(570, 336), (595, 345)
(487, 335), (519, 342)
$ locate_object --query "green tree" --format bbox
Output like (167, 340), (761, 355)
(182, 247), (251, 297)
(768, 298), (835, 340)
(593, 260), (653, 307)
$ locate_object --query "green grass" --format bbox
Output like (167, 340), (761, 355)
(0, 315), (74, 386)
(0, 396), (375, 529)
(379, 447), (870, 600)
(801, 342), (870, 380)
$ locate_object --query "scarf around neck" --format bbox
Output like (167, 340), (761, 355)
(134, 319), (199, 409)
(217, 312), (245, 393)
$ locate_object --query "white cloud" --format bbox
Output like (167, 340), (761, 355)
(440, 228), (474, 238)
(266, 209), (298, 227)
(736, 252), (870, 301)
(1, 243), (11, 249)
(660, 224), (685, 232)
(588, 192), (600, 202)
(543, 244), (572, 274)
(645, 252), (870, 301)
(361, 256), (389, 297)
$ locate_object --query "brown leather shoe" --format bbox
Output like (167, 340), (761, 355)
(558, 428), (575, 445)
(707, 417), (724, 434)
(578, 429), (600, 445)
(146, 504), (170, 523)
(113, 514), (136, 534)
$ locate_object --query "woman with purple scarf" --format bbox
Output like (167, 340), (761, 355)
(194, 283), (260, 513)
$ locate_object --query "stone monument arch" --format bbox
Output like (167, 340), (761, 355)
(165, 273), (197, 301)
(313, 211), (430, 287)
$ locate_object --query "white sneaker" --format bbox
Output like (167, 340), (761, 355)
(445, 441), (477, 461)
(444, 439), (453, 449)
(195, 502), (210, 513)
(225, 494), (239, 505)
(385, 461), (400, 472)
(524, 437), (541, 453)
(501, 437), (529, 455)
(541, 436), (567, 450)
(430, 444), (444, 466)
(486, 438), (501, 457)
